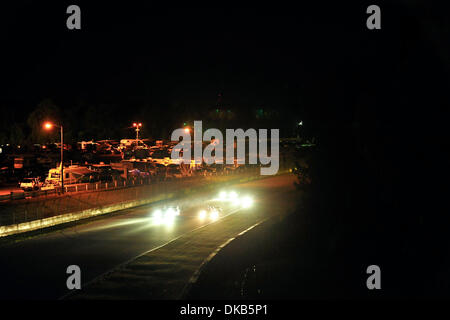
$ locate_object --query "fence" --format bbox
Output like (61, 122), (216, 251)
(0, 179), (151, 202)
(0, 166), (253, 202)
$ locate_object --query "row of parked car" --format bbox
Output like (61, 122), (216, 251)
(16, 161), (248, 192)
(19, 177), (55, 191)
(126, 162), (245, 181)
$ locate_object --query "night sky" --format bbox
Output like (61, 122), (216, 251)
(2, 2), (446, 138)
(1, 1), (449, 157)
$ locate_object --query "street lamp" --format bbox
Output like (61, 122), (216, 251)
(44, 122), (64, 193)
(295, 121), (303, 140)
(133, 122), (142, 142)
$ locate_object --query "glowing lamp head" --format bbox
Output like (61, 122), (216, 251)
(44, 122), (53, 130)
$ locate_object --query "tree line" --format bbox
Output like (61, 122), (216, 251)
(0, 98), (299, 148)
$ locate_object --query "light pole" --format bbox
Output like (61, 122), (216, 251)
(133, 122), (142, 143)
(44, 122), (64, 193)
(296, 120), (303, 139)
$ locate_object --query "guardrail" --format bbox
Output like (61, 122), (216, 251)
(0, 179), (149, 202)
(0, 168), (247, 202)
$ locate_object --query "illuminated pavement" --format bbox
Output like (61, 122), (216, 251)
(0, 174), (298, 299)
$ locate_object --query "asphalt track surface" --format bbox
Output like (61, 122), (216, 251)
(0, 174), (298, 299)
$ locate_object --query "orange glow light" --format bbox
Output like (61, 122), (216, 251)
(133, 123), (137, 127)
(44, 122), (53, 130)
(184, 128), (190, 133)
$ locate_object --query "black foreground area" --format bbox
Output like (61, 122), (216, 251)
(188, 167), (450, 299)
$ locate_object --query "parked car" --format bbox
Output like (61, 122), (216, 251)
(19, 177), (41, 191)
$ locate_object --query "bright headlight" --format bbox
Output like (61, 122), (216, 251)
(166, 207), (176, 218)
(153, 209), (162, 219)
(241, 196), (253, 209)
(153, 207), (178, 226)
(210, 209), (219, 221)
(218, 191), (227, 200)
(199, 210), (207, 220)
(153, 209), (164, 225)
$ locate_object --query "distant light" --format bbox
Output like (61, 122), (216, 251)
(44, 122), (53, 130)
(166, 207), (177, 219)
(210, 209), (219, 221)
(241, 196), (253, 209)
(298, 121), (303, 126)
(199, 210), (207, 220)
(184, 128), (190, 133)
(219, 191), (227, 200)
(133, 123), (137, 127)
(138, 123), (142, 127)
(153, 208), (178, 226)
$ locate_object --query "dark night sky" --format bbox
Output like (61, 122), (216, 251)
(1, 1), (449, 138)
(3, 4), (322, 109)
(0, 3), (383, 118)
